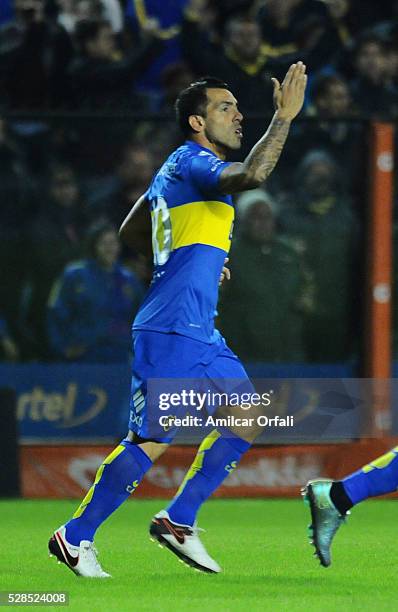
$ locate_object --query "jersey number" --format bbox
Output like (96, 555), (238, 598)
(152, 196), (172, 266)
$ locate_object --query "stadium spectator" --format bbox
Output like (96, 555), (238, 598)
(92, 0), (123, 33)
(159, 61), (195, 113)
(124, 0), (188, 95)
(281, 150), (358, 362)
(308, 73), (366, 201)
(181, 3), (275, 113)
(218, 189), (312, 362)
(86, 141), (155, 282)
(319, 0), (351, 45)
(26, 163), (88, 357)
(68, 17), (163, 110)
(310, 0), (392, 48)
(88, 141), (154, 225)
(47, 222), (144, 362)
(255, 0), (345, 72)
(282, 74), (364, 197)
(144, 123), (181, 171)
(350, 34), (398, 118)
(309, 73), (354, 117)
(256, 0), (312, 52)
(332, 0), (395, 39)
(0, 116), (36, 352)
(1, 0), (73, 109)
(57, 0), (123, 34)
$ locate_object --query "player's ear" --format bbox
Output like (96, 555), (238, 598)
(188, 114), (205, 133)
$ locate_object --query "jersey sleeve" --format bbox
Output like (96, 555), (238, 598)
(189, 152), (232, 194)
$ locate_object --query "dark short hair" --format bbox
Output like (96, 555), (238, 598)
(86, 220), (117, 258)
(74, 19), (109, 54)
(224, 14), (259, 39)
(312, 74), (347, 100)
(175, 76), (232, 136)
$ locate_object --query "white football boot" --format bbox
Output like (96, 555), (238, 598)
(149, 510), (221, 573)
(48, 525), (111, 578)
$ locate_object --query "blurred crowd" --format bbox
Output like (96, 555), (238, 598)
(1, 0), (398, 365)
(0, 112), (365, 365)
(1, 0), (398, 116)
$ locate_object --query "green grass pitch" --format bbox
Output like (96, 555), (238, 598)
(0, 498), (397, 611)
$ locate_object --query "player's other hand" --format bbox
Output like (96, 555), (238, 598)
(271, 62), (307, 121)
(219, 258), (231, 286)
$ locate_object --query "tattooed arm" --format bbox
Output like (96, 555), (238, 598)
(219, 113), (292, 192)
(219, 62), (307, 193)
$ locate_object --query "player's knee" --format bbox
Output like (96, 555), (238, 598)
(126, 430), (169, 461)
(230, 420), (263, 443)
(218, 404), (265, 443)
(140, 441), (169, 461)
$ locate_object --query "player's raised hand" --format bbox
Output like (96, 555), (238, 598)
(271, 62), (307, 121)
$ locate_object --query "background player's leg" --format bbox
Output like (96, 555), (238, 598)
(330, 446), (398, 514)
(65, 436), (168, 545)
(166, 427), (251, 526)
(304, 446), (398, 567)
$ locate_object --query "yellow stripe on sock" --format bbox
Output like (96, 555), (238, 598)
(174, 430), (221, 498)
(72, 445), (126, 518)
(102, 445), (125, 466)
(362, 446), (398, 473)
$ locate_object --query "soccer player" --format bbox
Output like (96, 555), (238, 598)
(48, 63), (307, 577)
(303, 446), (398, 567)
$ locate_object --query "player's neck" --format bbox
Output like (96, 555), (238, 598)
(191, 134), (227, 160)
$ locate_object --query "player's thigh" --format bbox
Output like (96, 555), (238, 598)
(133, 330), (209, 377)
(205, 340), (264, 442)
(130, 331), (209, 444)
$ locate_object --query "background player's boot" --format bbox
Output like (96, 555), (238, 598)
(149, 510), (221, 573)
(48, 525), (111, 578)
(302, 479), (348, 567)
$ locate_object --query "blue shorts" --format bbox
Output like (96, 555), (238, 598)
(128, 330), (254, 442)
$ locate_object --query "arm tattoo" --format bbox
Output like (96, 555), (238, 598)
(219, 113), (291, 193)
(245, 116), (291, 184)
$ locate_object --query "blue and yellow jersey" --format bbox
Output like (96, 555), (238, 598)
(133, 140), (234, 343)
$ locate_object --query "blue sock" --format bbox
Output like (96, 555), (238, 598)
(342, 446), (398, 505)
(65, 440), (152, 545)
(167, 429), (250, 526)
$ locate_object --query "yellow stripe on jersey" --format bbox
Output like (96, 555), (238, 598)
(169, 200), (234, 252)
